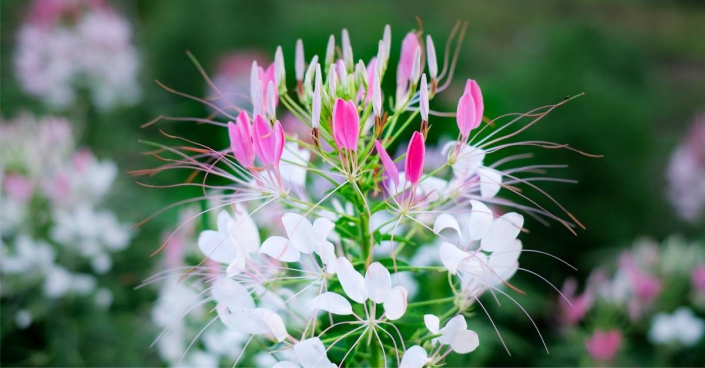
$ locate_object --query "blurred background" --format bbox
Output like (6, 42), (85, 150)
(1, 0), (704, 366)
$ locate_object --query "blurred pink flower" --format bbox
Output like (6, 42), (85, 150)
(2, 174), (34, 202)
(692, 264), (705, 292)
(559, 278), (593, 325)
(584, 329), (622, 363)
(666, 113), (705, 223)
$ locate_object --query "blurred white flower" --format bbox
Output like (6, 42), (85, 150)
(649, 307), (705, 347)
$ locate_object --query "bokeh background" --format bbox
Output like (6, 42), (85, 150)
(1, 0), (704, 366)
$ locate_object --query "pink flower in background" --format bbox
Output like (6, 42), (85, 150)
(585, 329), (622, 363)
(559, 278), (593, 326)
(692, 264), (705, 292)
(211, 51), (268, 114)
(666, 113), (705, 223)
(14, 0), (140, 110)
(2, 174), (34, 202)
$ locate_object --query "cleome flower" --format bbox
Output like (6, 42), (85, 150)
(137, 20), (596, 367)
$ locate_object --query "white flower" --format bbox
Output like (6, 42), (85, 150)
(649, 307), (705, 347)
(259, 213), (337, 272)
(280, 142), (311, 188)
(400, 345), (429, 368)
(198, 207), (260, 276)
(425, 314), (480, 353)
(311, 259), (408, 320)
(273, 337), (336, 368)
(212, 278), (288, 342)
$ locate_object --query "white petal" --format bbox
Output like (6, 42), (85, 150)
(216, 210), (232, 232)
(272, 362), (300, 368)
(248, 308), (288, 342)
(468, 200), (493, 241)
(211, 278), (254, 310)
(335, 257), (366, 303)
(480, 212), (524, 252)
(400, 345), (429, 368)
(487, 239), (522, 284)
(440, 315), (468, 335)
(313, 217), (335, 238)
(294, 337), (336, 368)
(424, 314), (440, 334)
(228, 205), (261, 254)
(448, 329), (479, 354)
(282, 213), (316, 253)
(433, 214), (462, 240)
(365, 262), (392, 304)
(225, 251), (247, 277)
(307, 292), (353, 315)
(384, 286), (408, 320)
(198, 230), (236, 263)
(439, 242), (470, 275)
(316, 241), (338, 274)
(260, 236), (301, 262)
(478, 167), (502, 199)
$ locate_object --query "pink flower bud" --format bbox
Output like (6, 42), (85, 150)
(692, 264), (705, 292)
(375, 140), (399, 188)
(228, 111), (255, 168)
(325, 35), (335, 68)
(312, 68), (322, 129)
(252, 115), (284, 167)
(364, 57), (377, 103)
(332, 99), (359, 152)
(405, 131), (425, 185)
(295, 39), (305, 81)
(274, 46), (285, 90)
(342, 29), (353, 70)
(411, 47), (422, 85)
(372, 71), (382, 118)
(585, 329), (622, 363)
(456, 91), (477, 139)
(397, 32), (420, 87)
(328, 64), (338, 98)
(464, 79), (484, 129)
(383, 25), (391, 66)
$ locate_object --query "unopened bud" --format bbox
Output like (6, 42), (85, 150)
(342, 29), (353, 71)
(426, 35), (437, 81)
(325, 35), (335, 69)
(295, 39), (305, 82)
(274, 46), (286, 92)
(420, 74), (429, 122)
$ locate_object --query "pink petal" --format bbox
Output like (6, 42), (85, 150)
(397, 32), (420, 85)
(375, 140), (399, 188)
(332, 99), (360, 151)
(228, 111), (255, 167)
(252, 115), (283, 166)
(456, 91), (476, 138)
(405, 131), (425, 185)
(464, 79), (484, 128)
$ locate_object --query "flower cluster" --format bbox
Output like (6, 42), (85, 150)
(555, 235), (705, 364)
(0, 113), (131, 330)
(140, 23), (590, 367)
(13, 0), (140, 110)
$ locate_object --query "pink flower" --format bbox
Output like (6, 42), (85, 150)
(364, 57), (377, 103)
(456, 79), (484, 139)
(397, 32), (420, 87)
(559, 278), (593, 325)
(2, 174), (34, 202)
(252, 115), (284, 167)
(228, 111), (256, 168)
(332, 99), (359, 152)
(585, 329), (622, 363)
(375, 140), (399, 188)
(405, 132), (425, 186)
(253, 63), (278, 117)
(692, 264), (705, 292)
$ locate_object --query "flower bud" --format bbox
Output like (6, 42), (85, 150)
(328, 63), (338, 99)
(420, 74), (429, 122)
(405, 131), (425, 185)
(325, 34), (335, 69)
(295, 39), (305, 82)
(274, 46), (286, 92)
(332, 98), (359, 151)
(411, 47), (422, 86)
(266, 80), (277, 121)
(302, 56), (319, 102)
(342, 29), (353, 71)
(372, 71), (382, 118)
(312, 67), (322, 129)
(426, 35), (437, 81)
(383, 25), (391, 65)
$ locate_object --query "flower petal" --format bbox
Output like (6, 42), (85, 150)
(433, 214), (462, 240)
(488, 239), (522, 283)
(282, 213), (316, 254)
(211, 278), (254, 310)
(384, 285), (408, 320)
(480, 212), (524, 252)
(448, 329), (480, 354)
(259, 236), (301, 262)
(198, 229), (236, 264)
(247, 308), (288, 342)
(405, 131), (425, 186)
(468, 200), (493, 241)
(307, 292), (353, 315)
(335, 257), (366, 303)
(478, 167), (502, 199)
(424, 314), (440, 335)
(400, 345), (429, 368)
(375, 140), (400, 189)
(365, 262), (392, 304)
(439, 242), (470, 275)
